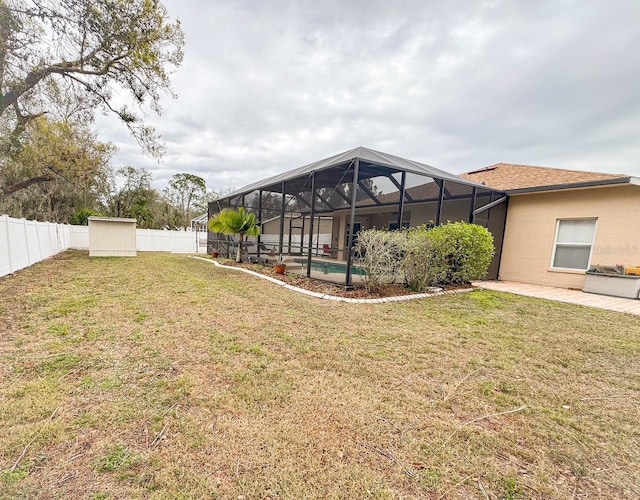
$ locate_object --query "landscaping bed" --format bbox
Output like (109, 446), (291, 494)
(216, 258), (461, 298)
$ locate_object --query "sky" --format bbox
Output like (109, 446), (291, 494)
(93, 0), (640, 191)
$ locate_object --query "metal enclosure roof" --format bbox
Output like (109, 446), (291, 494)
(220, 146), (496, 200)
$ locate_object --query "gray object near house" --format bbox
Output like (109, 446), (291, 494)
(583, 271), (640, 299)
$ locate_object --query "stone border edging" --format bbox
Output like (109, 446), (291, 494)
(191, 256), (472, 303)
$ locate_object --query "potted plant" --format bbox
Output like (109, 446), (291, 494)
(274, 255), (286, 275)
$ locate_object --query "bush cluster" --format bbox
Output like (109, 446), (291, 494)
(355, 230), (406, 291)
(355, 222), (495, 292)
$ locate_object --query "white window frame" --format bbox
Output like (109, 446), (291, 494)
(550, 218), (597, 272)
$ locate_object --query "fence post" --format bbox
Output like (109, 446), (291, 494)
(34, 222), (44, 262)
(48, 222), (56, 256)
(23, 218), (33, 266)
(1, 214), (13, 274)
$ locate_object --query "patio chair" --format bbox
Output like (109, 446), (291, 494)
(258, 242), (277, 256)
(322, 244), (338, 258)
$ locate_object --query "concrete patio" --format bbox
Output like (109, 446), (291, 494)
(473, 280), (640, 316)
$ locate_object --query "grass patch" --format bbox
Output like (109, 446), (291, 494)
(0, 251), (638, 498)
(96, 444), (135, 473)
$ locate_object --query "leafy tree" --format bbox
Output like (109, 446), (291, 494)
(0, 116), (114, 196)
(207, 186), (236, 203)
(70, 207), (99, 225)
(107, 166), (158, 228)
(164, 173), (206, 229)
(208, 207), (260, 263)
(0, 0), (184, 156)
(0, 116), (114, 222)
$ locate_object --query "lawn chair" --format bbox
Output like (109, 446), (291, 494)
(322, 244), (338, 258)
(258, 242), (276, 256)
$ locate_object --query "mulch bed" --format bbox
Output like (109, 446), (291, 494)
(215, 258), (469, 299)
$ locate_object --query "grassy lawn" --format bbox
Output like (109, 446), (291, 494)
(1, 251), (639, 498)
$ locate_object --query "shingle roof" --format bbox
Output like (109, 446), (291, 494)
(460, 163), (630, 193)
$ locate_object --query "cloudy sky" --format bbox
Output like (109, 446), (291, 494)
(94, 0), (640, 191)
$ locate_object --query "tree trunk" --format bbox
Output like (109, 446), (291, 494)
(1, 175), (53, 198)
(236, 235), (243, 263)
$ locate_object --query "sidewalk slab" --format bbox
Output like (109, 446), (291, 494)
(473, 280), (640, 316)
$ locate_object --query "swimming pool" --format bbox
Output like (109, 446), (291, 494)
(293, 258), (366, 276)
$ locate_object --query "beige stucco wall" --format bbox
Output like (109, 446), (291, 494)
(409, 199), (471, 227)
(499, 184), (640, 288)
(88, 217), (137, 257)
(261, 216), (333, 236)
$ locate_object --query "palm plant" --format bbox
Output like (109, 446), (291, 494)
(208, 207), (260, 262)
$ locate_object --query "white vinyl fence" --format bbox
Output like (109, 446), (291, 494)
(1, 214), (71, 278)
(136, 228), (208, 253)
(1, 214), (209, 279)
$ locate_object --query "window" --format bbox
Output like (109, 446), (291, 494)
(551, 219), (597, 270)
(388, 212), (411, 230)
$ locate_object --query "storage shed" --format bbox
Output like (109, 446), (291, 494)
(88, 217), (137, 257)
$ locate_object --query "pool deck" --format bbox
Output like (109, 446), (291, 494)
(473, 280), (640, 316)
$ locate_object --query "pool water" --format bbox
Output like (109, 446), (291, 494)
(293, 258), (366, 276)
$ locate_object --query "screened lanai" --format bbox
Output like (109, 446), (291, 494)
(208, 147), (507, 286)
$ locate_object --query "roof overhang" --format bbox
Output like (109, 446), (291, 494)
(505, 177), (632, 195)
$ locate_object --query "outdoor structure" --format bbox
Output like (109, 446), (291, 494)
(209, 147), (507, 285)
(88, 217), (137, 257)
(461, 163), (640, 290)
(190, 213), (209, 232)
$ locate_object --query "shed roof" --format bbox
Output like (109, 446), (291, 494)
(460, 163), (632, 194)
(88, 217), (137, 223)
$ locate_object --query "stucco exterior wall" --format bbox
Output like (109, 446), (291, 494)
(88, 217), (137, 257)
(409, 199), (472, 227)
(261, 216), (333, 236)
(499, 185), (640, 288)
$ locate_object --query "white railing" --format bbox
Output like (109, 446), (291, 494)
(1, 214), (71, 278)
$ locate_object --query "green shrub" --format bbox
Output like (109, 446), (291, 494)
(403, 226), (434, 292)
(426, 221), (494, 285)
(355, 222), (495, 291)
(355, 229), (406, 292)
(70, 208), (99, 225)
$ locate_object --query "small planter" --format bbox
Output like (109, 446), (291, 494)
(274, 263), (286, 275)
(583, 270), (640, 299)
(211, 251), (219, 258)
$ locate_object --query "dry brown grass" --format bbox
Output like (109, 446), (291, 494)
(1, 251), (639, 499)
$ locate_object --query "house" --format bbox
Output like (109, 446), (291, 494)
(209, 148), (639, 290)
(460, 163), (640, 289)
(209, 147), (506, 285)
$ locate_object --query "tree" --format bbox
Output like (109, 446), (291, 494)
(0, 116), (115, 222)
(0, 0), (184, 156)
(164, 173), (207, 229)
(70, 207), (99, 225)
(208, 207), (260, 263)
(107, 166), (158, 228)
